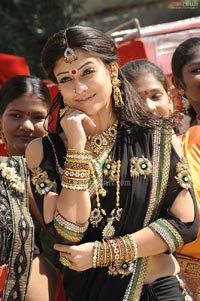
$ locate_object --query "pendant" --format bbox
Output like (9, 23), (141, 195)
(89, 208), (103, 227)
(102, 221), (116, 239)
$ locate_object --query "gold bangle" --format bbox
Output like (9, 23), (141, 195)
(54, 210), (88, 243)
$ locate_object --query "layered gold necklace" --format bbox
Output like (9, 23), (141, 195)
(88, 121), (123, 240)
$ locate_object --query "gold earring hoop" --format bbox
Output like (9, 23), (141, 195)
(110, 63), (124, 108)
(59, 105), (69, 118)
(63, 29), (78, 64)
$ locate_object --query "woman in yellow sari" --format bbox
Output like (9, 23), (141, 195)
(177, 125), (200, 300)
(172, 37), (200, 301)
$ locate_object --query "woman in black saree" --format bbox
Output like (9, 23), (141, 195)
(25, 25), (198, 301)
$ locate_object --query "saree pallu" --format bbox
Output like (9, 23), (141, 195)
(177, 254), (200, 301)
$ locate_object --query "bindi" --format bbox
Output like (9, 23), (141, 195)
(71, 69), (77, 75)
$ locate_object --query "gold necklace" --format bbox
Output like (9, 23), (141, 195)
(89, 155), (123, 240)
(87, 121), (118, 155)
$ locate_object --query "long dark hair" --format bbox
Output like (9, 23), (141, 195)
(0, 75), (52, 130)
(172, 37), (200, 81)
(122, 59), (169, 92)
(41, 25), (164, 133)
(171, 37), (200, 124)
(0, 75), (51, 114)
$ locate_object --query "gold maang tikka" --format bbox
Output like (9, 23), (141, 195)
(63, 30), (78, 64)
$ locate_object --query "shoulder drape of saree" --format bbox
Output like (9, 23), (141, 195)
(123, 123), (172, 301)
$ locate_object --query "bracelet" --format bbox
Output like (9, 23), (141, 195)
(127, 234), (138, 260)
(54, 209), (89, 243)
(66, 149), (92, 161)
(92, 235), (138, 277)
(61, 149), (91, 191)
(61, 177), (89, 190)
(92, 241), (99, 268)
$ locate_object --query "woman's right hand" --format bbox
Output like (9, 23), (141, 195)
(60, 108), (96, 150)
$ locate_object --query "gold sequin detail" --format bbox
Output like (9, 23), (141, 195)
(31, 167), (54, 195)
(130, 156), (152, 179)
(175, 157), (192, 189)
(149, 218), (184, 252)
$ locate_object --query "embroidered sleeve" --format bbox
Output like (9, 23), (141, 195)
(175, 157), (192, 189)
(130, 156), (152, 179)
(31, 167), (55, 195)
(148, 218), (184, 253)
(29, 135), (63, 218)
(159, 144), (198, 246)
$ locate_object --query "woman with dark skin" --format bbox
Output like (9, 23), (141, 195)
(0, 75), (65, 301)
(0, 75), (50, 156)
(171, 37), (200, 301)
(25, 26), (197, 301)
(121, 59), (173, 118)
(172, 37), (200, 128)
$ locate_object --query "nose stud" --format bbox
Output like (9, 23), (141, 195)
(74, 89), (77, 96)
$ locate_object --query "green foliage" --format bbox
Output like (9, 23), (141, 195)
(0, 0), (85, 77)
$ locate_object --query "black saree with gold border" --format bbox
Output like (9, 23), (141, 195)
(0, 156), (34, 301)
(29, 121), (198, 301)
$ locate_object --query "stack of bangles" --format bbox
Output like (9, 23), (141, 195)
(54, 209), (89, 243)
(54, 209), (89, 267)
(61, 148), (92, 191)
(92, 234), (138, 277)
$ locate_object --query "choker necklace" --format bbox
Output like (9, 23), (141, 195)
(87, 121), (118, 155)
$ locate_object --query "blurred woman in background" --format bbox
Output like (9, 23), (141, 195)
(0, 75), (66, 301)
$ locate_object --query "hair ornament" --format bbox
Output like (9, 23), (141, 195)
(63, 30), (78, 64)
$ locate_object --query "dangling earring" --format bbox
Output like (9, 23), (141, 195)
(110, 63), (124, 108)
(59, 105), (69, 118)
(178, 88), (190, 115)
(173, 88), (191, 134)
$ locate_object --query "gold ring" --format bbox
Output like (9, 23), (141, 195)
(59, 256), (71, 267)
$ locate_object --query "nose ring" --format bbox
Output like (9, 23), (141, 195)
(74, 89), (77, 97)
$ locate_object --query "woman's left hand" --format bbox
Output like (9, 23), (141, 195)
(54, 242), (94, 271)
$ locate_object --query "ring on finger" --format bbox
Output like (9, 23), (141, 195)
(59, 256), (71, 267)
